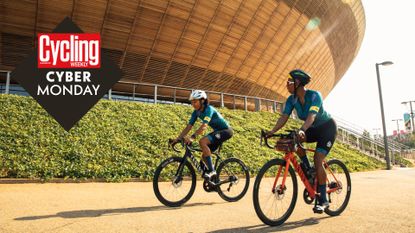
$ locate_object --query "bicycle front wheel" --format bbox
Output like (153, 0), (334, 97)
(216, 158), (250, 202)
(153, 157), (196, 207)
(324, 159), (351, 216)
(253, 158), (298, 226)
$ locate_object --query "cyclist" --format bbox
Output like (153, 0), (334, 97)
(266, 69), (337, 213)
(172, 90), (233, 180)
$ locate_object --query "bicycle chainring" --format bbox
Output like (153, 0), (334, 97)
(303, 188), (314, 204)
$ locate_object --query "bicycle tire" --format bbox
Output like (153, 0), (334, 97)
(216, 157), (250, 202)
(253, 158), (298, 226)
(324, 159), (351, 216)
(153, 157), (196, 207)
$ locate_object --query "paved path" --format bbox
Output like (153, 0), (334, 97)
(1, 168), (414, 233)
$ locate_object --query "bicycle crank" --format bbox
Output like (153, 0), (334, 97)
(203, 180), (218, 192)
(303, 188), (314, 204)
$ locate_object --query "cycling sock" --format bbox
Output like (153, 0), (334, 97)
(301, 156), (311, 169)
(318, 184), (328, 204)
(205, 156), (214, 172)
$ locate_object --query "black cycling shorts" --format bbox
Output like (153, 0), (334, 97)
(305, 118), (337, 156)
(205, 128), (233, 152)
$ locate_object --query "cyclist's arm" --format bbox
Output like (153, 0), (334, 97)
(301, 113), (316, 131)
(270, 114), (289, 133)
(177, 124), (193, 140)
(270, 97), (293, 134)
(192, 123), (208, 139)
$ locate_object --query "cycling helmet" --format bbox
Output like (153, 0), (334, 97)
(189, 90), (207, 100)
(289, 69), (311, 86)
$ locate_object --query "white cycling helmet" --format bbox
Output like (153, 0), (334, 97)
(189, 90), (207, 100)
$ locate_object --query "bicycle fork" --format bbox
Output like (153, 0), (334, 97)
(172, 150), (193, 184)
(271, 154), (318, 198)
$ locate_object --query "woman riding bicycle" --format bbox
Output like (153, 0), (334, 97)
(266, 69), (337, 213)
(172, 90), (233, 180)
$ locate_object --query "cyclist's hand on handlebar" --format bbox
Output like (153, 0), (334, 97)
(265, 130), (274, 138)
(183, 136), (194, 145)
(170, 138), (180, 145)
(298, 129), (306, 141)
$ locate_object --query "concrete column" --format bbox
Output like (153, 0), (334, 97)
(5, 71), (10, 94)
(255, 98), (261, 112)
(233, 95), (236, 109)
(154, 85), (158, 104)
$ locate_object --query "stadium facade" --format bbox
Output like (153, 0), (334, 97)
(0, 0), (365, 106)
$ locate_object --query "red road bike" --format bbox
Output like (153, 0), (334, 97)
(253, 130), (351, 226)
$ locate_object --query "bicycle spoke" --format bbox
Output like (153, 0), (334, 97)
(254, 160), (296, 225)
(323, 160), (351, 216)
(154, 158), (196, 206)
(217, 158), (249, 202)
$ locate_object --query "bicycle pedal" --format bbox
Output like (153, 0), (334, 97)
(208, 180), (218, 187)
(313, 207), (324, 214)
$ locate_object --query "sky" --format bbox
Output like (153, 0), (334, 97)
(324, 0), (415, 136)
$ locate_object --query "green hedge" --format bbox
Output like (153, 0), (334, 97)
(0, 94), (386, 181)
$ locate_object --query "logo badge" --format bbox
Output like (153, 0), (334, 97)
(38, 33), (101, 69)
(327, 141), (332, 148)
(11, 17), (122, 131)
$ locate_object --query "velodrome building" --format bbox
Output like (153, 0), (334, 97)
(0, 0), (365, 110)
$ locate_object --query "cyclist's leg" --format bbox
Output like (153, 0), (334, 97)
(207, 128), (233, 153)
(296, 147), (311, 170)
(313, 119), (337, 209)
(299, 127), (318, 169)
(202, 129), (233, 173)
(199, 136), (214, 171)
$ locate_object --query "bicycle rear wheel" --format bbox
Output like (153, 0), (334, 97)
(253, 158), (298, 226)
(216, 157), (250, 202)
(153, 157), (196, 207)
(324, 159), (351, 216)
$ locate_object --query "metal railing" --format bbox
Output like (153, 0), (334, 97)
(110, 80), (284, 113)
(0, 70), (284, 113)
(333, 114), (413, 164)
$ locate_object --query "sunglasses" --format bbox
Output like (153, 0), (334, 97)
(286, 80), (295, 85)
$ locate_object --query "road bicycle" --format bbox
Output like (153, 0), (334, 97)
(153, 139), (250, 207)
(253, 130), (351, 226)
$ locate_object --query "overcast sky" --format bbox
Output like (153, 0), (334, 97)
(324, 0), (415, 136)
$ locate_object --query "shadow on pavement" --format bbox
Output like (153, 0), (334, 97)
(15, 202), (223, 221)
(208, 216), (333, 233)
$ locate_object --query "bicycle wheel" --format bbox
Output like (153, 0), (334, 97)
(153, 157), (196, 207)
(216, 157), (250, 202)
(253, 158), (298, 226)
(324, 159), (351, 216)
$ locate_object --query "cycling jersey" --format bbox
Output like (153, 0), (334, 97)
(189, 105), (230, 131)
(283, 90), (331, 127)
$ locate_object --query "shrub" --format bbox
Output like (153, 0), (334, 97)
(0, 94), (387, 181)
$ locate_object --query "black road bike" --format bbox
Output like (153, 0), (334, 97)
(153, 139), (250, 207)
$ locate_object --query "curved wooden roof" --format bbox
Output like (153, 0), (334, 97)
(0, 0), (365, 101)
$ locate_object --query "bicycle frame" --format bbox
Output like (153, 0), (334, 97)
(175, 146), (222, 177)
(273, 149), (341, 200)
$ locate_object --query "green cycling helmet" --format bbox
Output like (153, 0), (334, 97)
(289, 69), (311, 86)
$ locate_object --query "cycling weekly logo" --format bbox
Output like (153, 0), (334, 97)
(11, 17), (122, 131)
